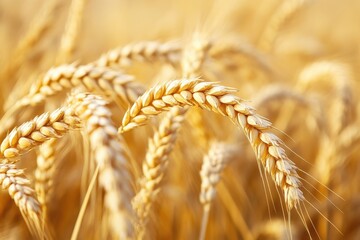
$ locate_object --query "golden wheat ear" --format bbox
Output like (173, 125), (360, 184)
(132, 106), (186, 238)
(199, 141), (237, 240)
(96, 40), (182, 68)
(0, 164), (48, 239)
(67, 92), (136, 239)
(120, 79), (304, 210)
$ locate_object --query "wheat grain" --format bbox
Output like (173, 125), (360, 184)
(120, 79), (304, 210)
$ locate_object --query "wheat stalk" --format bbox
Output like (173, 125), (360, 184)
(120, 78), (304, 210)
(0, 164), (44, 239)
(68, 92), (135, 239)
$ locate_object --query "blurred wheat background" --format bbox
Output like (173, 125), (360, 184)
(0, 0), (359, 239)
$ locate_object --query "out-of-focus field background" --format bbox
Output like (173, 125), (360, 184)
(0, 0), (359, 239)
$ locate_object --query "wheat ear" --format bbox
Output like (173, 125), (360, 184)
(181, 37), (212, 148)
(120, 79), (304, 210)
(96, 40), (181, 67)
(35, 139), (57, 213)
(0, 107), (81, 161)
(298, 61), (353, 136)
(20, 64), (144, 107)
(258, 0), (308, 52)
(209, 37), (273, 74)
(68, 92), (135, 239)
(199, 142), (235, 240)
(133, 107), (186, 229)
(0, 164), (44, 239)
(0, 64), (143, 138)
(56, 0), (88, 63)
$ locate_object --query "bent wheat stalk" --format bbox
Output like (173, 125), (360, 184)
(120, 78), (304, 210)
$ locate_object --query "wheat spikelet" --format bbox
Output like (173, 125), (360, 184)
(258, 0), (308, 52)
(56, 0), (88, 63)
(120, 79), (304, 210)
(68, 92), (135, 239)
(96, 40), (181, 67)
(133, 107), (186, 229)
(0, 164), (43, 239)
(0, 107), (81, 161)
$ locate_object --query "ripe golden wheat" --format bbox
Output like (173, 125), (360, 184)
(0, 0), (359, 239)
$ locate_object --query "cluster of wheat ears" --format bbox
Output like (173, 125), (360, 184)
(0, 0), (359, 239)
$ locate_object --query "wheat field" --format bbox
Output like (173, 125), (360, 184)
(0, 0), (359, 239)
